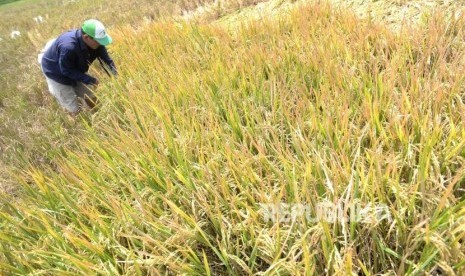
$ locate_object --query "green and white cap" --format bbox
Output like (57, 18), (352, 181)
(82, 19), (112, 46)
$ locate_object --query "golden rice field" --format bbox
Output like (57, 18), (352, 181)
(1, 0), (465, 274)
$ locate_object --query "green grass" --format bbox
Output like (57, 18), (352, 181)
(0, 0), (20, 6)
(1, 0), (465, 274)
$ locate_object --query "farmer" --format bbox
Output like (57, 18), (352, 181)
(38, 19), (117, 116)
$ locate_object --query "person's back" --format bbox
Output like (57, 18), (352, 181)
(41, 29), (84, 86)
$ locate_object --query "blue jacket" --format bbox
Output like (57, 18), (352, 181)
(41, 29), (116, 86)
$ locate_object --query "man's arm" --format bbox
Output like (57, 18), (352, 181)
(58, 46), (98, 85)
(98, 46), (117, 75)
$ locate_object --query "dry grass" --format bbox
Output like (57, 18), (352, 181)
(321, 0), (465, 31)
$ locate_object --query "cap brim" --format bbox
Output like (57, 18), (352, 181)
(95, 35), (112, 46)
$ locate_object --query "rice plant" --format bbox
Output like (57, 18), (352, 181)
(1, 0), (465, 275)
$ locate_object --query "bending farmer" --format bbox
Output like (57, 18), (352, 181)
(38, 19), (117, 116)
